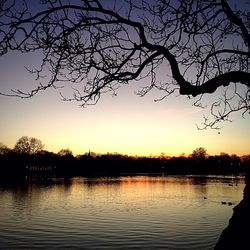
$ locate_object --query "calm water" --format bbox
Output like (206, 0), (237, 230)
(0, 175), (245, 249)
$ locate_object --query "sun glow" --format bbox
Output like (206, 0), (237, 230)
(0, 53), (249, 157)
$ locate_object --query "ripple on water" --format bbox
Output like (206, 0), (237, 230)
(0, 176), (244, 249)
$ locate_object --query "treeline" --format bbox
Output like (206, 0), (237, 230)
(0, 148), (249, 178)
(0, 138), (249, 177)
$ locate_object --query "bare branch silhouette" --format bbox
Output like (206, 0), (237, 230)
(0, 0), (249, 127)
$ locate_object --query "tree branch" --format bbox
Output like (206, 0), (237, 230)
(0, 0), (249, 128)
(221, 0), (250, 50)
(180, 71), (250, 96)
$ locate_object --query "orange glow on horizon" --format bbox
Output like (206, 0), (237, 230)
(1, 76), (249, 157)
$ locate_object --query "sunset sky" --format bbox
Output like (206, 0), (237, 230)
(0, 0), (249, 157)
(0, 51), (249, 156)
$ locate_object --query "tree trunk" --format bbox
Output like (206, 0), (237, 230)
(215, 174), (250, 249)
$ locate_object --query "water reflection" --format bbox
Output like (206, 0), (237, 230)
(0, 175), (245, 250)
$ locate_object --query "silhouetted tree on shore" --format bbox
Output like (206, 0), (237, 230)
(191, 147), (207, 160)
(0, 142), (10, 154)
(57, 148), (73, 156)
(0, 0), (249, 128)
(0, 141), (249, 178)
(14, 136), (44, 154)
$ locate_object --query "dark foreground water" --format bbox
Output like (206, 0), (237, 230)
(0, 175), (245, 249)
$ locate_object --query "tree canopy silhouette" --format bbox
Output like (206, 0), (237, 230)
(0, 142), (10, 154)
(0, 0), (249, 128)
(14, 136), (44, 154)
(191, 147), (207, 160)
(57, 148), (73, 156)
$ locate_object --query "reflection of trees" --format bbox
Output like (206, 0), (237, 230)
(8, 185), (43, 217)
(83, 177), (122, 187)
(0, 0), (249, 128)
(63, 178), (73, 192)
(188, 176), (208, 197)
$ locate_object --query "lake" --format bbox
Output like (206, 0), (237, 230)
(0, 175), (245, 249)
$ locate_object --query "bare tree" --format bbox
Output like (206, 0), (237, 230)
(0, 0), (249, 128)
(14, 136), (44, 154)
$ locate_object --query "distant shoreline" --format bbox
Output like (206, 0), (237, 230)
(1, 151), (249, 180)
